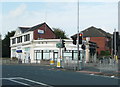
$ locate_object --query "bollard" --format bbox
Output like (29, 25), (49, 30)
(57, 58), (61, 68)
(50, 58), (54, 65)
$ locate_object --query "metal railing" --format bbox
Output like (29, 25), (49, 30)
(98, 59), (118, 72)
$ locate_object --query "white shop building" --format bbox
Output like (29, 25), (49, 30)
(10, 23), (86, 63)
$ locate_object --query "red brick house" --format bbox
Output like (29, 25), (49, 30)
(82, 26), (112, 55)
(22, 22), (56, 40)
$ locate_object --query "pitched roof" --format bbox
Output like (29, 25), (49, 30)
(19, 27), (30, 33)
(23, 22), (55, 35)
(24, 22), (45, 32)
(81, 26), (112, 37)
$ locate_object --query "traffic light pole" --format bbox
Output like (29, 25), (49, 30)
(57, 38), (62, 68)
(77, 0), (81, 71)
(114, 29), (117, 61)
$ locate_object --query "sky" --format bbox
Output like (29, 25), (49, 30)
(0, 0), (119, 39)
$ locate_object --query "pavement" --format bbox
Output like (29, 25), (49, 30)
(48, 63), (120, 78)
(35, 63), (119, 78)
(76, 63), (120, 78)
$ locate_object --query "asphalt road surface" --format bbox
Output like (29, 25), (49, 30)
(1, 64), (120, 87)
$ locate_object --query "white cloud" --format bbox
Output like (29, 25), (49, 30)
(9, 4), (27, 18)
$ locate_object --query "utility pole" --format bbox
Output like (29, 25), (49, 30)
(114, 29), (117, 60)
(57, 38), (62, 68)
(77, 0), (81, 70)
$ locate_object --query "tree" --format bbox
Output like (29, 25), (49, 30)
(53, 28), (68, 39)
(2, 31), (15, 58)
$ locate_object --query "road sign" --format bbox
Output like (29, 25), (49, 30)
(56, 43), (63, 48)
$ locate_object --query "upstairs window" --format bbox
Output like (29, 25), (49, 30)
(12, 38), (16, 44)
(17, 36), (22, 43)
(24, 34), (30, 42)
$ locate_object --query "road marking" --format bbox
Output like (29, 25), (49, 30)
(19, 77), (53, 87)
(1, 77), (53, 87)
(0, 77), (22, 80)
(9, 79), (30, 86)
(90, 74), (94, 75)
(88, 74), (120, 79)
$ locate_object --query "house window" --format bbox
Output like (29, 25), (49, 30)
(12, 38), (16, 44)
(24, 34), (30, 42)
(17, 36), (22, 43)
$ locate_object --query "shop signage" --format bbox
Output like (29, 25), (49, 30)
(38, 29), (44, 34)
(16, 50), (22, 53)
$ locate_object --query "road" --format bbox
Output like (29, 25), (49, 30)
(1, 64), (119, 87)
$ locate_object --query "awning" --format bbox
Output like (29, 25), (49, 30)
(16, 50), (22, 53)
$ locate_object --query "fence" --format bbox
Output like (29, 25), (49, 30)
(62, 57), (84, 70)
(2, 58), (18, 64)
(98, 58), (118, 72)
(62, 56), (118, 72)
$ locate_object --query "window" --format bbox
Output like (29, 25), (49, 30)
(12, 38), (16, 44)
(34, 50), (42, 60)
(43, 50), (50, 60)
(17, 36), (22, 43)
(24, 34), (30, 42)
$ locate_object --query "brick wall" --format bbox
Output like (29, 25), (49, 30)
(87, 37), (110, 54)
(33, 24), (56, 40)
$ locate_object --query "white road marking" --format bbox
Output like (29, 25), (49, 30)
(20, 77), (51, 86)
(111, 76), (115, 78)
(88, 74), (120, 79)
(9, 79), (30, 86)
(1, 77), (53, 87)
(0, 77), (22, 80)
(90, 74), (94, 75)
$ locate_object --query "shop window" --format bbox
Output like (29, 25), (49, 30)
(43, 52), (50, 60)
(34, 50), (42, 60)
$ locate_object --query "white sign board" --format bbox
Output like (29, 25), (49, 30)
(38, 30), (44, 34)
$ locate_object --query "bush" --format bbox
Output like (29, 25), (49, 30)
(100, 51), (111, 57)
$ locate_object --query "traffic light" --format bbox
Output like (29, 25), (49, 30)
(79, 33), (83, 44)
(71, 35), (77, 45)
(89, 41), (96, 55)
(62, 40), (65, 48)
(113, 32), (119, 54)
(118, 38), (120, 46)
(81, 44), (86, 50)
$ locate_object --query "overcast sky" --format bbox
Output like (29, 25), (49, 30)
(0, 0), (119, 39)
